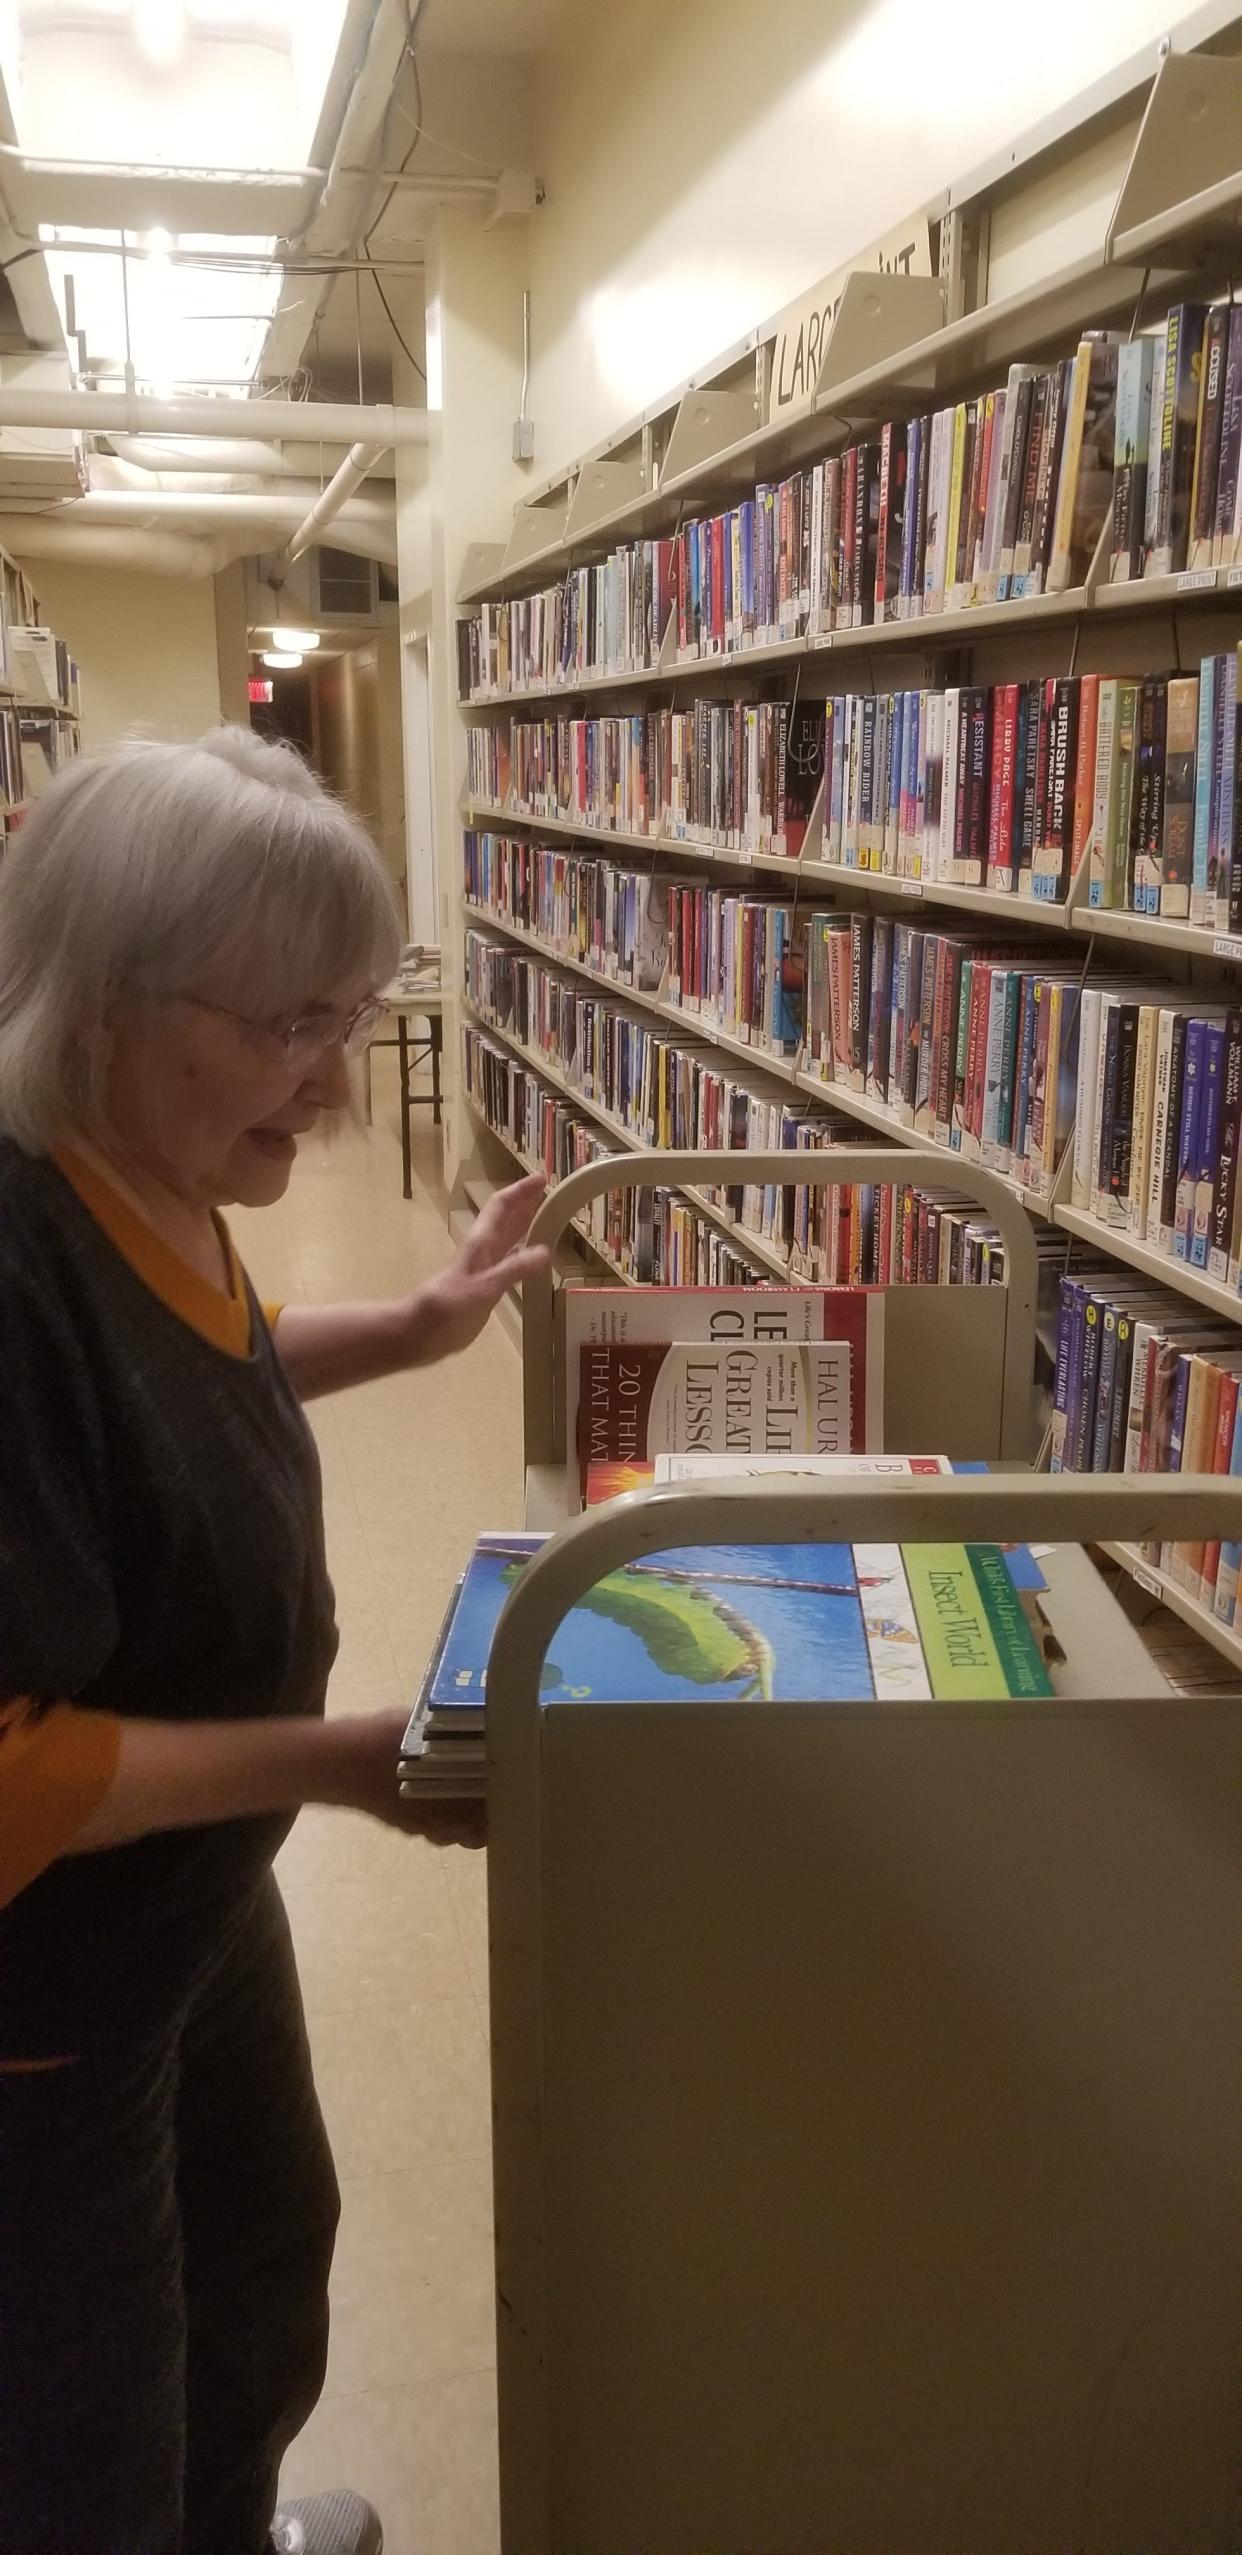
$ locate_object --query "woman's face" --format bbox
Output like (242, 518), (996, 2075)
(99, 960), (376, 1209)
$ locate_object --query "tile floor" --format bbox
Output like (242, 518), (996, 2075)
(232, 1054), (518, 2555)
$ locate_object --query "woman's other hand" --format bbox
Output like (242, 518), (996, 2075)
(404, 1171), (550, 1366)
(323, 1711), (485, 1846)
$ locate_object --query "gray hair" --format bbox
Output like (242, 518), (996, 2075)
(0, 724), (402, 1151)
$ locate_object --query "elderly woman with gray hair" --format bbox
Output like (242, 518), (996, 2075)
(0, 726), (546, 2555)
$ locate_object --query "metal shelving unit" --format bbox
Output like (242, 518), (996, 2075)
(454, 34), (1242, 1700)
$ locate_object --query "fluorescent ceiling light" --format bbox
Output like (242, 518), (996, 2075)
(262, 649), (303, 669)
(7, 4), (354, 392)
(269, 625), (320, 650)
(41, 225), (283, 394)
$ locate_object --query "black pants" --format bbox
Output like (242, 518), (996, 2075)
(0, 1873), (340, 2555)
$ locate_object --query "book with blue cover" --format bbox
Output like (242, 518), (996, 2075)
(401, 1521), (1054, 1797)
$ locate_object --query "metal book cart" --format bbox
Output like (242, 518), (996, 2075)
(484, 1150), (1241, 2554)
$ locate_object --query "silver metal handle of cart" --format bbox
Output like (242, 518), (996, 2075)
(522, 1145), (1040, 1470)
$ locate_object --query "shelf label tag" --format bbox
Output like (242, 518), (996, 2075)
(1228, 566), (1242, 590)
(1176, 568), (1216, 593)
(1213, 935), (1242, 963)
(898, 877), (923, 897)
(1132, 1565), (1162, 1600)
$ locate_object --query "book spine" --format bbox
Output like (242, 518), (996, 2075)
(1169, 306), (1206, 574)
(1047, 343), (1089, 594)
(996, 373), (1034, 600)
(943, 404), (968, 611)
(1209, 1010), (1242, 1279)
(1105, 680), (1139, 911)
(910, 415), (930, 621)
(1132, 676), (1168, 916)
(1072, 985), (1103, 1210)
(987, 681), (1019, 892)
(1069, 673), (1099, 883)
(874, 422), (892, 624)
(975, 386), (1007, 603)
(939, 687), (961, 884)
(1094, 997), (1121, 1219)
(1160, 672), (1198, 919)
(981, 970), (1010, 1166)
(1215, 306), (1242, 565)
(953, 398), (984, 608)
(1191, 1022), (1227, 1267)
(1091, 1305), (1120, 1472)
(1050, 1278), (1076, 1472)
(1219, 655), (1241, 930)
(1189, 305), (1229, 570)
(1150, 310), (1181, 575)
(1192, 653), (1218, 926)
(913, 934), (939, 1132)
(1011, 372), (1049, 593)
(1127, 1004), (1159, 1237)
(1111, 336), (1154, 581)
(1157, 1011), (1189, 1253)
(961, 687), (989, 887)
(1174, 1017), (1207, 1259)
(1074, 1291), (1103, 1473)
(1087, 677), (1117, 906)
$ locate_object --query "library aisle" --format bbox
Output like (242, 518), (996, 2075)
(233, 1054), (513, 2555)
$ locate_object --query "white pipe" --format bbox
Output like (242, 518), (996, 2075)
(86, 458), (397, 528)
(0, 517), (236, 577)
(0, 387), (427, 444)
(56, 487), (398, 564)
(108, 434), (398, 480)
(271, 442), (389, 579)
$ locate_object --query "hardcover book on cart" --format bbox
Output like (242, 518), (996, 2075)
(561, 1284), (884, 1496)
(577, 1339), (856, 1487)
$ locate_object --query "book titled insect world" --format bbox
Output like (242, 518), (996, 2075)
(417, 1530), (1053, 1722)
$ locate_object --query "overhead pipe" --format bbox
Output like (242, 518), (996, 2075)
(51, 486), (398, 565)
(106, 434), (399, 480)
(268, 442), (389, 585)
(0, 386), (427, 444)
(0, 516), (237, 578)
(86, 455), (396, 526)
(262, 0), (428, 383)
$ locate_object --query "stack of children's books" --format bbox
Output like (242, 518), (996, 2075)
(399, 1456), (1052, 1803)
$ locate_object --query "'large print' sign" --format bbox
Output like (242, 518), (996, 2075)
(771, 220), (933, 414)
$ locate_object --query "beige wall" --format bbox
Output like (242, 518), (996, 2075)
(314, 631), (406, 892)
(527, 0), (1208, 468)
(16, 558), (222, 750)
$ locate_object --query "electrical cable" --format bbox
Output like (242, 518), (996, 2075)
(366, 260), (426, 383)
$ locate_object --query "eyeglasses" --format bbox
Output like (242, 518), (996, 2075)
(178, 992), (384, 1066)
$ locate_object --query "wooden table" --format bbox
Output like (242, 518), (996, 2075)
(369, 983), (444, 1199)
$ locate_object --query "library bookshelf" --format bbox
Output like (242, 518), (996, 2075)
(451, 34), (1242, 1674)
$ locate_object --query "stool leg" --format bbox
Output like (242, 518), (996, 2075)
(431, 1017), (442, 1126)
(399, 1014), (412, 1201)
(363, 1044), (373, 1126)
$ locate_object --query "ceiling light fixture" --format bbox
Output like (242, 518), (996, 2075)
(269, 626), (320, 651)
(262, 649), (303, 670)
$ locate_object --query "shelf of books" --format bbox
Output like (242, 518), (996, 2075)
(0, 556), (82, 824)
(453, 70), (1242, 1674)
